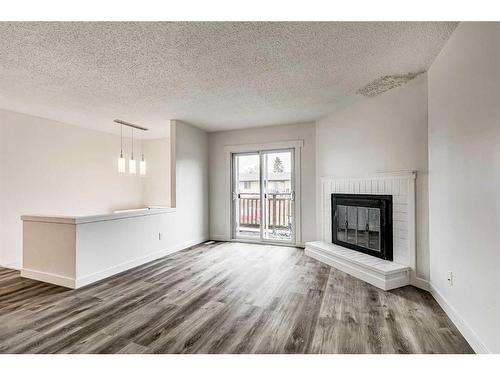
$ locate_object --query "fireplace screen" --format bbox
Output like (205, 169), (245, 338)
(332, 194), (392, 260)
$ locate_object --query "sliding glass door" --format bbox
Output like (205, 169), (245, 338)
(232, 149), (295, 244)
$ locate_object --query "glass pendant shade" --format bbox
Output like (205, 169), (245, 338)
(140, 158), (146, 176)
(129, 157), (136, 174)
(118, 154), (126, 173)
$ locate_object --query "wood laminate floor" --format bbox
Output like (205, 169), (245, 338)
(0, 241), (473, 354)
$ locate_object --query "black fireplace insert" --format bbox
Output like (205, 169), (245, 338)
(331, 193), (393, 260)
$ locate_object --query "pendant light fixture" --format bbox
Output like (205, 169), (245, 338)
(129, 127), (137, 174)
(114, 119), (148, 176)
(118, 124), (126, 173)
(140, 130), (146, 176)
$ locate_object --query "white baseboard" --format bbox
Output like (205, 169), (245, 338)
(21, 268), (75, 289)
(387, 273), (489, 353)
(76, 237), (208, 288)
(210, 234), (228, 241)
(21, 237), (208, 290)
(429, 283), (490, 354)
(413, 277), (430, 291)
(0, 261), (22, 270)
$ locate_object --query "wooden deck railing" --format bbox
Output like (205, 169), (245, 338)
(238, 193), (292, 229)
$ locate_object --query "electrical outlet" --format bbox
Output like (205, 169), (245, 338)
(158, 232), (162, 241)
(447, 271), (453, 286)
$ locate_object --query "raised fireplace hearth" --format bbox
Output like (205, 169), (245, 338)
(332, 193), (393, 261)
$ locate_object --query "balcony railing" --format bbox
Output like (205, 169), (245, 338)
(238, 192), (292, 229)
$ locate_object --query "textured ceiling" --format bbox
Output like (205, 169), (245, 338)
(0, 22), (457, 137)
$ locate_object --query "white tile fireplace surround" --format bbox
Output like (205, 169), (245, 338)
(305, 172), (416, 290)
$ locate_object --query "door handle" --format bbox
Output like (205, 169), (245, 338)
(290, 191), (295, 201)
(232, 192), (239, 200)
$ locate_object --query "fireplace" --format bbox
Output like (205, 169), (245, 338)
(331, 193), (393, 261)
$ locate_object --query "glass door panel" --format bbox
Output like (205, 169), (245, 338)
(357, 207), (369, 247)
(346, 206), (357, 244)
(336, 205), (347, 242)
(262, 150), (294, 242)
(233, 153), (261, 240)
(368, 208), (381, 251)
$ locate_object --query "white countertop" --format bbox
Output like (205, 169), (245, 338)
(21, 206), (176, 224)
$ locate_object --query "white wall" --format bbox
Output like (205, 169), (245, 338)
(170, 120), (209, 245)
(316, 75), (430, 281)
(428, 22), (500, 353)
(208, 122), (316, 244)
(142, 137), (171, 207)
(0, 109), (143, 268)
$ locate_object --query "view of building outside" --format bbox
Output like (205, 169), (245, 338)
(238, 154), (291, 194)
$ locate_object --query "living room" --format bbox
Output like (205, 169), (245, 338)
(0, 1), (498, 373)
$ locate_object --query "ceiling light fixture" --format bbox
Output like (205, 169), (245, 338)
(114, 119), (148, 176)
